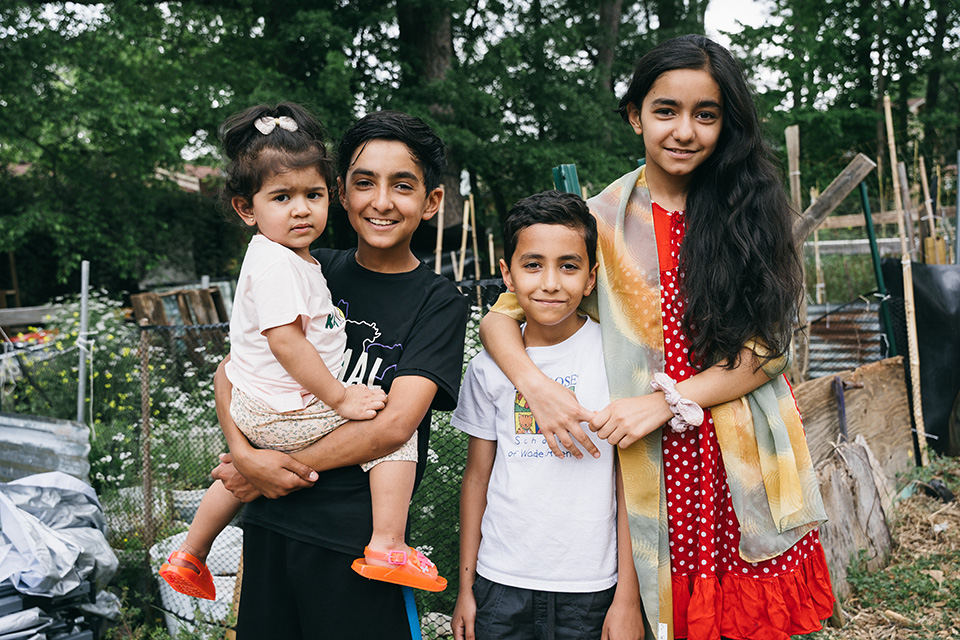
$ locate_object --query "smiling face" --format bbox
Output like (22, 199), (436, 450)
(627, 67), (723, 206)
(338, 139), (442, 273)
(500, 223), (597, 347)
(232, 165), (329, 262)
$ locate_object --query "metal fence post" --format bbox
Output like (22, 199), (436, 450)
(76, 261), (89, 423)
(139, 320), (156, 549)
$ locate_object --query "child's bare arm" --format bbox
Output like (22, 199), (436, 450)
(452, 436), (496, 640)
(602, 455), (645, 640)
(478, 309), (599, 459)
(590, 347), (769, 448)
(264, 321), (386, 420)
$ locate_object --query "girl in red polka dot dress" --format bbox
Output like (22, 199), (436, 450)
(481, 35), (834, 640)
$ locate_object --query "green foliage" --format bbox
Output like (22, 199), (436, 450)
(730, 0), (960, 217)
(105, 586), (234, 640)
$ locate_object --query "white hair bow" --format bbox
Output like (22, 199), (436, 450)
(254, 115), (299, 135)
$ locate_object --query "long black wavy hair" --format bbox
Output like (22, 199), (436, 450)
(617, 34), (802, 369)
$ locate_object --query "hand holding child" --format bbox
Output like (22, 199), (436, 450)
(333, 383), (387, 420)
(213, 450), (317, 500)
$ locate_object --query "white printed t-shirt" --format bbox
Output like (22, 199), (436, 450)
(452, 318), (617, 592)
(225, 234), (346, 413)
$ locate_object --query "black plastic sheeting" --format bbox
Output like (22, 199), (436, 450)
(881, 259), (960, 456)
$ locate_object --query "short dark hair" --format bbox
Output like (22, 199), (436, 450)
(218, 102), (334, 208)
(337, 111), (446, 193)
(502, 191), (597, 269)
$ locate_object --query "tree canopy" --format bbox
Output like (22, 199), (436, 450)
(1, 0), (957, 304)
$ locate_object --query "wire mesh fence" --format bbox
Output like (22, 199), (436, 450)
(1, 279), (505, 637)
(0, 281), (905, 637)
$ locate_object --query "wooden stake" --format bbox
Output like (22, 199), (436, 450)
(469, 194), (481, 282)
(487, 230), (496, 276)
(434, 193), (445, 274)
(450, 251), (461, 281)
(918, 157), (941, 264)
(469, 194), (482, 306)
(785, 124), (806, 383)
(883, 94), (929, 466)
(877, 154), (885, 216)
(897, 162), (918, 257)
(785, 125), (802, 213)
(457, 200), (470, 282)
(811, 187), (824, 304)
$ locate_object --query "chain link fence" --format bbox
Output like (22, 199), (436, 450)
(1, 280), (504, 637)
(1, 282), (906, 637)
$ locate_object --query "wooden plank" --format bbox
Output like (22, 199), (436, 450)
(802, 237), (901, 255)
(795, 356), (913, 490)
(813, 206), (958, 230)
(793, 153), (877, 245)
(209, 287), (229, 323)
(0, 306), (51, 328)
(130, 293), (168, 326)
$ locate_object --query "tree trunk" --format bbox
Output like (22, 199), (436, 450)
(396, 0), (463, 229)
(598, 0), (623, 94)
(922, 0), (949, 161)
(852, 0), (874, 109)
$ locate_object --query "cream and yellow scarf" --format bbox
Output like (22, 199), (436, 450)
(491, 167), (827, 639)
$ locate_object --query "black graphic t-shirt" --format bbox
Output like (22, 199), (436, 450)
(242, 248), (468, 555)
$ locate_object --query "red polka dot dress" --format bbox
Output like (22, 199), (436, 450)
(652, 203), (835, 640)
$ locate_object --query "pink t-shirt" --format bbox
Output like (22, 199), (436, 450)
(225, 235), (347, 412)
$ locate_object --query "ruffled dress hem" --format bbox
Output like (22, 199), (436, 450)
(672, 543), (835, 640)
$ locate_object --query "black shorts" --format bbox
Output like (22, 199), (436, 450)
(235, 524), (412, 640)
(472, 574), (616, 640)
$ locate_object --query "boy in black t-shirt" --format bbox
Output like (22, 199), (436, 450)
(212, 111), (468, 640)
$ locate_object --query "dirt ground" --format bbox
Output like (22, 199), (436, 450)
(808, 457), (960, 639)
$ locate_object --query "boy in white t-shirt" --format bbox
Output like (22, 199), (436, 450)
(451, 191), (644, 640)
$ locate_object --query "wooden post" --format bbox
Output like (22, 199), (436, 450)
(469, 194), (482, 306)
(450, 251), (461, 281)
(457, 200), (470, 282)
(918, 157), (944, 264)
(469, 194), (481, 282)
(434, 195), (445, 275)
(786, 125), (802, 213)
(785, 125), (809, 382)
(487, 230), (496, 276)
(883, 94), (928, 466)
(897, 162), (918, 257)
(811, 188), (825, 304)
(877, 154), (885, 218)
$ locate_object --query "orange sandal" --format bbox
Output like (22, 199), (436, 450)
(351, 546), (447, 592)
(159, 551), (216, 600)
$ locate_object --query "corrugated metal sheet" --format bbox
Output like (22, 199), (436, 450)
(0, 412), (90, 483)
(807, 303), (887, 378)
